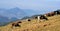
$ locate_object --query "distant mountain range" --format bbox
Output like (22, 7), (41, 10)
(0, 15), (18, 26)
(0, 7), (51, 26)
(0, 7), (41, 26)
(0, 7), (43, 19)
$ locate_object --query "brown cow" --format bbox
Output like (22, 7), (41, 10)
(17, 21), (22, 23)
(45, 12), (55, 17)
(11, 22), (21, 28)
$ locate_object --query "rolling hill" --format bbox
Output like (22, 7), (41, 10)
(0, 14), (60, 31)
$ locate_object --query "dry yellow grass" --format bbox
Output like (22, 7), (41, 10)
(0, 15), (60, 31)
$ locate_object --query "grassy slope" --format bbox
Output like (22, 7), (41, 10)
(0, 15), (60, 31)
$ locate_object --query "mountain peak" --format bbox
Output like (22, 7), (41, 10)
(14, 7), (20, 9)
(10, 7), (21, 10)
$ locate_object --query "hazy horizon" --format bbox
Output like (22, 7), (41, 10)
(0, 0), (60, 19)
(0, 0), (60, 10)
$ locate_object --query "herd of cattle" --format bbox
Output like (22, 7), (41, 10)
(11, 10), (60, 28)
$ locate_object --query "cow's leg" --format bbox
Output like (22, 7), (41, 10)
(14, 23), (21, 27)
(54, 11), (59, 15)
(11, 23), (15, 29)
(59, 11), (60, 14)
(38, 16), (40, 22)
(58, 12), (60, 14)
(48, 14), (51, 17)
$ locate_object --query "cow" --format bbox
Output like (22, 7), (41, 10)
(45, 12), (55, 17)
(11, 22), (21, 28)
(54, 10), (60, 15)
(17, 21), (22, 23)
(40, 15), (48, 20)
(27, 19), (31, 21)
(26, 19), (31, 21)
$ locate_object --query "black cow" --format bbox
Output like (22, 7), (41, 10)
(54, 10), (60, 15)
(40, 15), (48, 20)
(26, 19), (31, 21)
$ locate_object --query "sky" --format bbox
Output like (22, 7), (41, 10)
(0, 0), (60, 11)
